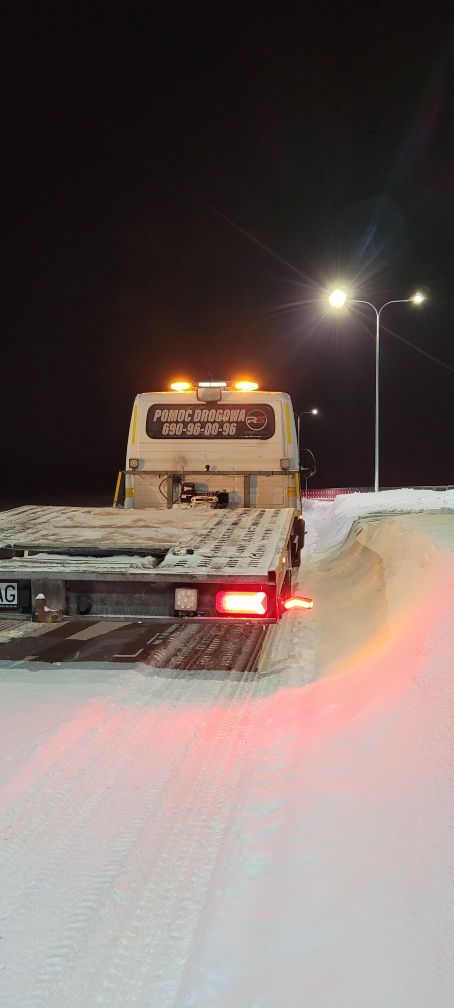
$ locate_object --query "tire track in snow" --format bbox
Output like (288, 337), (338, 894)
(1, 667), (268, 1007)
(55, 671), (266, 1008)
(1, 669), (230, 1005)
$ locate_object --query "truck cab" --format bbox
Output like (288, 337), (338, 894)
(121, 379), (301, 511)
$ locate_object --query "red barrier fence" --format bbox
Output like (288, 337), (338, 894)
(304, 486), (454, 500)
(303, 488), (371, 500)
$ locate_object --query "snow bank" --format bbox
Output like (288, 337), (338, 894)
(303, 487), (454, 557)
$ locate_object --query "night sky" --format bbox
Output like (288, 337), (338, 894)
(3, 3), (454, 500)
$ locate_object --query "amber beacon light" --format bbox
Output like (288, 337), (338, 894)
(234, 379), (259, 392)
(170, 380), (192, 392)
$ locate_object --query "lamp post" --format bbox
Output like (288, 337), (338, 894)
(296, 408), (318, 454)
(328, 289), (426, 491)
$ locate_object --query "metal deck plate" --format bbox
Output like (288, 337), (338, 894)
(158, 508), (293, 576)
(0, 506), (295, 580)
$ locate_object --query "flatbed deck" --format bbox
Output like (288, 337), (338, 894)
(0, 505), (297, 582)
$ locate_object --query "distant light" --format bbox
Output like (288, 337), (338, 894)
(234, 379), (259, 392)
(411, 291), (425, 305)
(311, 408), (319, 415)
(283, 596), (314, 611)
(198, 381), (228, 388)
(329, 288), (348, 309)
(170, 380), (192, 392)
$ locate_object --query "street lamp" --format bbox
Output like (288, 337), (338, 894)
(328, 288), (348, 309)
(328, 288), (426, 491)
(296, 408), (319, 452)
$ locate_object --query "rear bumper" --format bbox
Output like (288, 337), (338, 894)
(0, 576), (284, 623)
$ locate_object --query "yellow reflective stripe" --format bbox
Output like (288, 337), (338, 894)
(131, 405), (138, 446)
(113, 470), (122, 507)
(284, 403), (292, 444)
(125, 487), (134, 497)
(287, 487), (297, 495)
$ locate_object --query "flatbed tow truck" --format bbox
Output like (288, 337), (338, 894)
(0, 380), (311, 668)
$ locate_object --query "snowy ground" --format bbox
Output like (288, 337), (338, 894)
(1, 489), (454, 1007)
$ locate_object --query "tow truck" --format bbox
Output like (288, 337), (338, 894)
(0, 380), (311, 626)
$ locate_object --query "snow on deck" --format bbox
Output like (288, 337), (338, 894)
(0, 505), (295, 577)
(1, 489), (454, 1006)
(0, 504), (226, 549)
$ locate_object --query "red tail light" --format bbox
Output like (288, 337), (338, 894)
(283, 596), (313, 611)
(215, 590), (268, 616)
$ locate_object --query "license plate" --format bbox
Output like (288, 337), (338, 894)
(0, 582), (18, 607)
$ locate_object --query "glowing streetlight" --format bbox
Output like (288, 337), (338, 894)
(328, 288), (348, 308)
(328, 288), (427, 491)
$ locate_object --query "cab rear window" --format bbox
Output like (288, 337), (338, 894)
(146, 403), (275, 439)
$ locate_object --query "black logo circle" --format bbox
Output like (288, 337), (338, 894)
(246, 409), (268, 432)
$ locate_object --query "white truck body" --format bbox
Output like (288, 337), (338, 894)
(123, 388), (300, 510)
(0, 386), (305, 623)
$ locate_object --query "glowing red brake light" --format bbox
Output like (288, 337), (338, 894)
(215, 590), (268, 616)
(283, 596), (313, 611)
